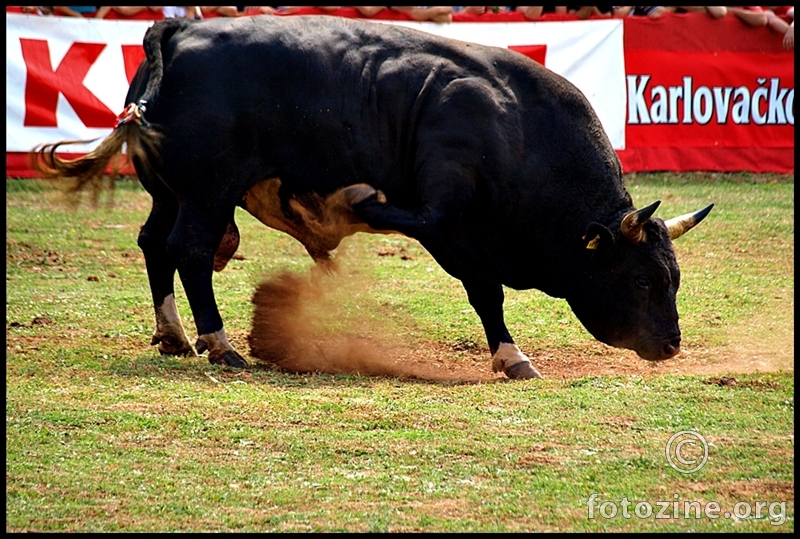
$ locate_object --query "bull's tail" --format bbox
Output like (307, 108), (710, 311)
(31, 113), (163, 204)
(31, 116), (162, 191)
(30, 17), (186, 199)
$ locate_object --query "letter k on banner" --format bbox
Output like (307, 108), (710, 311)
(20, 39), (116, 127)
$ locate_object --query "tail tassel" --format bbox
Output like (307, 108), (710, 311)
(114, 102), (145, 129)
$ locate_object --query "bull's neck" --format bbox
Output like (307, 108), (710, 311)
(541, 203), (633, 299)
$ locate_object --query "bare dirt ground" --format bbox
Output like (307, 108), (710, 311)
(248, 268), (794, 383)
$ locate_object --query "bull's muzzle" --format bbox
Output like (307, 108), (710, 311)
(661, 337), (681, 360)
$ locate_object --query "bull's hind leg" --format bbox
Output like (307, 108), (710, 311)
(137, 183), (196, 357)
(167, 200), (248, 368)
(349, 158), (476, 245)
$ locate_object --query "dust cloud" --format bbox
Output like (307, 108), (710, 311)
(247, 262), (486, 381)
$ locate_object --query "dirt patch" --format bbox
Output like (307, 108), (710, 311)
(248, 269), (491, 382)
(704, 376), (738, 387)
(598, 415), (640, 428)
(702, 376), (781, 390)
(672, 479), (794, 500)
(716, 479), (794, 500)
(6, 238), (65, 266)
(8, 316), (54, 329)
(247, 266), (793, 382)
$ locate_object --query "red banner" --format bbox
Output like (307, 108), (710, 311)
(618, 13), (794, 173)
(625, 51), (793, 148)
(6, 11), (794, 176)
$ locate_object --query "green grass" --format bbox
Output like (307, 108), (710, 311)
(6, 174), (794, 531)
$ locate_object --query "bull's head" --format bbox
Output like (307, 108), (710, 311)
(568, 201), (713, 361)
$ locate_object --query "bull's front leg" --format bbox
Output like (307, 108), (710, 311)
(462, 278), (542, 380)
(346, 154), (540, 379)
(167, 203), (248, 368)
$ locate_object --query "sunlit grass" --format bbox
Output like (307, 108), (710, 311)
(6, 174), (794, 531)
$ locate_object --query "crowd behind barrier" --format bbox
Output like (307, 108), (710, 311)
(10, 6), (796, 30)
(6, 7), (794, 174)
(10, 5), (795, 53)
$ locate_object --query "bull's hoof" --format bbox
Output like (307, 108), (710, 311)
(491, 343), (542, 380)
(196, 330), (247, 368)
(340, 184), (387, 206)
(505, 361), (542, 380)
(151, 334), (197, 357)
(208, 350), (249, 368)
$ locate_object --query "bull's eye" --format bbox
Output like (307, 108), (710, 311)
(635, 276), (651, 289)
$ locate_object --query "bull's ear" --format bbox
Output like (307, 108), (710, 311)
(582, 222), (614, 250)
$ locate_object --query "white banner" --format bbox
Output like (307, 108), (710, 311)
(381, 19), (626, 148)
(6, 14), (625, 154)
(7, 14), (156, 152)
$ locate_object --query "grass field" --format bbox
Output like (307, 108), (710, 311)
(5, 173), (794, 531)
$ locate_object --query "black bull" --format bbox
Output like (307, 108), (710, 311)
(33, 15), (712, 379)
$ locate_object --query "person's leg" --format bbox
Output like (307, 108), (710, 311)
(729, 7), (768, 27)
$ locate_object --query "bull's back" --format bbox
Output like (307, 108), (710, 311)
(140, 16), (622, 216)
(143, 17), (425, 194)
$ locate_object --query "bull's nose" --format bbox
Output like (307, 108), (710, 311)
(663, 338), (681, 359)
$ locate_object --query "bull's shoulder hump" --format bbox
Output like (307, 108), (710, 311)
(161, 15), (390, 46)
(154, 15), (510, 62)
(152, 15), (579, 101)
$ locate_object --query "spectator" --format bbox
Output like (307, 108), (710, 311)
(668, 6), (728, 18)
(612, 6), (667, 18)
(22, 6), (55, 15)
(569, 6), (613, 19)
(765, 6), (794, 50)
(163, 6), (203, 18)
(352, 6), (386, 17)
(244, 6), (281, 15)
(389, 6), (453, 23)
(727, 6), (768, 27)
(783, 17), (794, 50)
(200, 6), (239, 17)
(264, 6), (347, 14)
(95, 7), (163, 18)
(453, 6), (512, 15)
(53, 6), (100, 17)
(522, 6), (611, 19)
(719, 6), (794, 51)
(515, 7), (568, 19)
(245, 6), (331, 15)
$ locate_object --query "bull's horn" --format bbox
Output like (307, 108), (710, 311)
(620, 200), (661, 244)
(664, 204), (715, 240)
